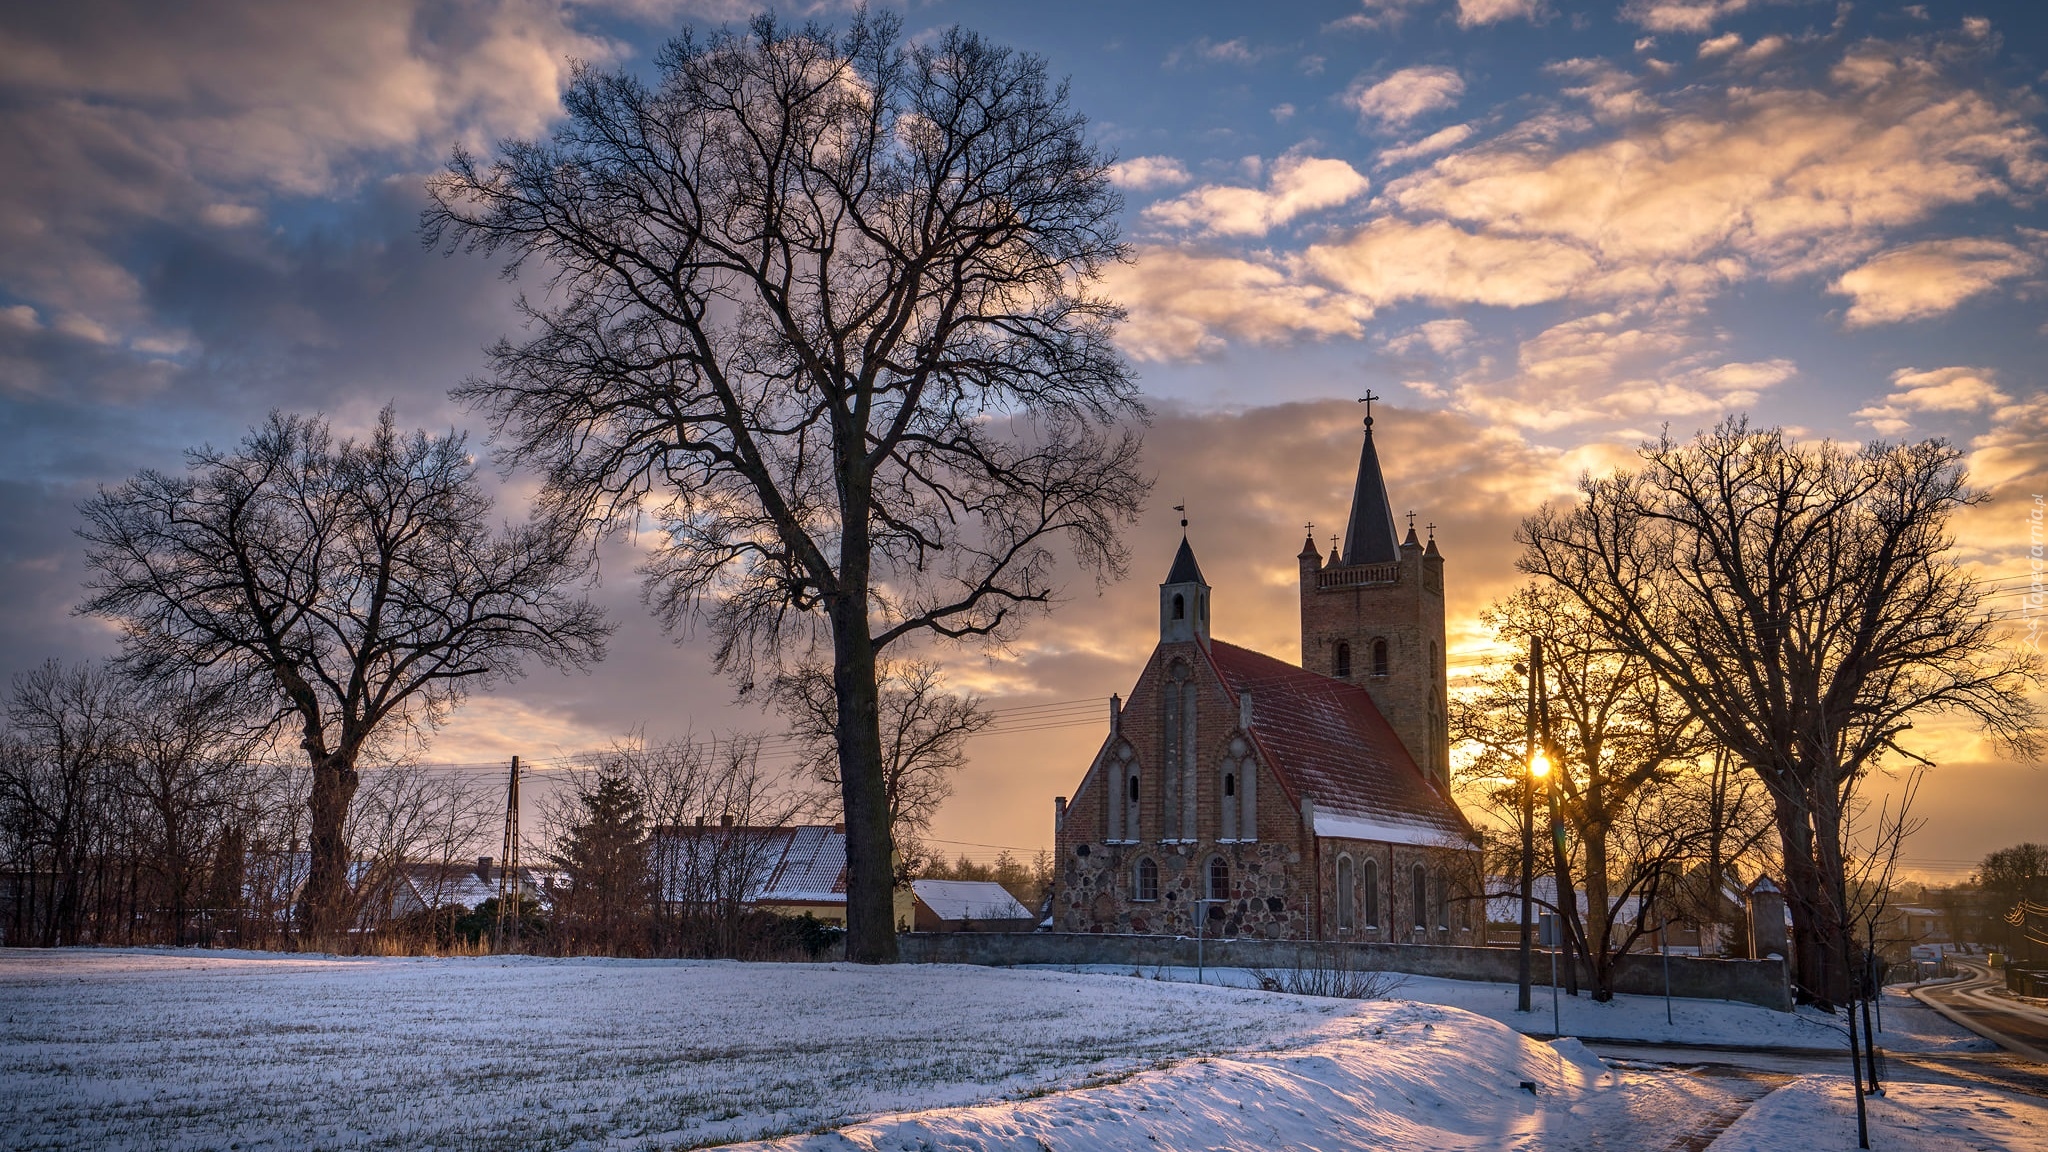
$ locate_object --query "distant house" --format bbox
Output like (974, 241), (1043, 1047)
(397, 857), (552, 916)
(649, 822), (913, 929)
(910, 880), (1035, 932)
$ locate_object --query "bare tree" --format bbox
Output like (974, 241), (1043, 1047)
(1453, 584), (1709, 999)
(1519, 418), (2041, 1004)
(78, 408), (609, 941)
(0, 661), (124, 945)
(426, 13), (1146, 961)
(774, 657), (990, 871)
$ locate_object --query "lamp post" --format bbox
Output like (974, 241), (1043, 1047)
(1517, 642), (1541, 1014)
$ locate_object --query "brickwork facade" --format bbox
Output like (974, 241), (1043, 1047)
(1299, 536), (1450, 792)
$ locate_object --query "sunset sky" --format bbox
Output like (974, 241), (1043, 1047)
(2, 0), (2042, 882)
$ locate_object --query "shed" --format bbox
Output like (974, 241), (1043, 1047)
(911, 879), (1035, 932)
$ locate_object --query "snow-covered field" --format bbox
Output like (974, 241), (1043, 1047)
(1, 948), (2040, 1152)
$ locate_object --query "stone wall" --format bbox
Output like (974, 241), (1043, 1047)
(897, 931), (1792, 1012)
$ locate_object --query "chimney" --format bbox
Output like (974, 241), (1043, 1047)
(695, 815), (706, 829)
(477, 855), (494, 881)
(720, 813), (734, 828)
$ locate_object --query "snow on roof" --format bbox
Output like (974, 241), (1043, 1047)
(650, 824), (851, 906)
(1206, 640), (1470, 842)
(912, 880), (1032, 922)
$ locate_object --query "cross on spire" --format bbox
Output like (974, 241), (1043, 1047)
(1304, 520), (1315, 535)
(1426, 521), (1437, 540)
(1405, 510), (1417, 532)
(1359, 389), (1379, 428)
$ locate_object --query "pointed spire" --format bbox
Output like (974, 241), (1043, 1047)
(1340, 400), (1399, 566)
(1165, 535), (1206, 585)
(1298, 521), (1321, 562)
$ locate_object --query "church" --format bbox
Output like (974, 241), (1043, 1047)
(1051, 407), (1483, 943)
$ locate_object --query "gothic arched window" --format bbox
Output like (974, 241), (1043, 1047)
(1373, 638), (1390, 677)
(1335, 642), (1352, 678)
(1336, 855), (1356, 930)
(1362, 858), (1381, 927)
(1172, 593), (1185, 620)
(1223, 772), (1235, 797)
(1134, 857), (1160, 902)
(1411, 864), (1428, 931)
(1435, 868), (1449, 930)
(1207, 855), (1230, 902)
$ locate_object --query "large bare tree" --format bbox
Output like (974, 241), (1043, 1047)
(78, 409), (609, 941)
(1519, 418), (2041, 1003)
(425, 13), (1146, 960)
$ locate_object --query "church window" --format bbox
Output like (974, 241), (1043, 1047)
(1435, 868), (1449, 930)
(1362, 858), (1380, 927)
(1172, 593), (1185, 620)
(1336, 856), (1355, 930)
(1455, 881), (1470, 932)
(1134, 857), (1159, 902)
(1411, 864), (1427, 931)
(1223, 772), (1235, 797)
(1373, 639), (1390, 677)
(1129, 775), (1139, 801)
(1206, 855), (1230, 902)
(1335, 642), (1351, 678)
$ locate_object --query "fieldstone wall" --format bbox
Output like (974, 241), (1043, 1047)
(897, 931), (1793, 1012)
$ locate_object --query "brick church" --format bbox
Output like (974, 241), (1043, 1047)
(1051, 408), (1482, 942)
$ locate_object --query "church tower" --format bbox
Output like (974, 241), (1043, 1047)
(1298, 403), (1449, 791)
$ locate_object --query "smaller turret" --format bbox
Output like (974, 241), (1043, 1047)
(1160, 535), (1210, 646)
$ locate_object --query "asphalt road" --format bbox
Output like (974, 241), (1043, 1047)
(1913, 958), (2048, 1065)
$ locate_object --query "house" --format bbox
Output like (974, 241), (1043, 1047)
(1053, 409), (1483, 942)
(911, 879), (1035, 932)
(397, 857), (551, 916)
(650, 822), (914, 929)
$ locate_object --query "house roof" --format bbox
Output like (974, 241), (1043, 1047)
(911, 879), (1032, 922)
(1205, 640), (1470, 844)
(650, 824), (850, 905)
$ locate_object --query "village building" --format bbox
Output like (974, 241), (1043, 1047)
(910, 879), (1037, 933)
(1052, 408), (1482, 942)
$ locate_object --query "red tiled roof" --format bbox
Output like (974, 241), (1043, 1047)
(1204, 640), (1470, 841)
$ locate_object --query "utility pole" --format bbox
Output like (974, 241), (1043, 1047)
(496, 755), (521, 951)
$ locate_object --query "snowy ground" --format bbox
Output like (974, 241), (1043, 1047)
(1025, 963), (1996, 1054)
(1707, 1077), (2047, 1152)
(1, 949), (2039, 1152)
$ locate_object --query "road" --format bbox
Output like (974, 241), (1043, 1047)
(1913, 957), (2048, 1065)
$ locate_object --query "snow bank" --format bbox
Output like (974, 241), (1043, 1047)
(729, 1002), (1623, 1152)
(1706, 1076), (2048, 1152)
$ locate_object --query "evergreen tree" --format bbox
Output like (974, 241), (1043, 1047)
(552, 769), (652, 955)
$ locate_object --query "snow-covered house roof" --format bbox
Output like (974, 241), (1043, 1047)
(649, 823), (852, 907)
(911, 879), (1032, 923)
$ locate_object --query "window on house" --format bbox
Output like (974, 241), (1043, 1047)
(1337, 856), (1355, 930)
(1335, 642), (1352, 678)
(1134, 857), (1159, 902)
(1207, 856), (1229, 902)
(1172, 593), (1185, 620)
(1362, 858), (1380, 927)
(1412, 864), (1427, 931)
(1373, 639), (1390, 677)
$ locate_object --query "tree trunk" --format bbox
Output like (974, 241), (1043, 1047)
(304, 754), (359, 946)
(1584, 819), (1616, 1001)
(833, 591), (897, 964)
(1772, 797), (1836, 1007)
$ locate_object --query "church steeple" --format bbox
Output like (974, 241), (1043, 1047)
(1340, 394), (1399, 566)
(1160, 515), (1210, 646)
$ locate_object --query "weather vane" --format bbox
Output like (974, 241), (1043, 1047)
(1173, 501), (1187, 531)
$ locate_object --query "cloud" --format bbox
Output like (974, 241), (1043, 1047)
(1457, 0), (1543, 27)
(1167, 37), (1278, 68)
(1346, 67), (1466, 129)
(0, 0), (610, 345)
(1302, 218), (1597, 310)
(1853, 366), (2011, 435)
(1699, 33), (1742, 58)
(1325, 0), (1433, 32)
(1377, 124), (1476, 168)
(1830, 238), (2041, 327)
(1144, 154), (1370, 237)
(1106, 156), (1192, 190)
(1100, 250), (1368, 361)
(1620, 0), (1755, 34)
(1385, 318), (1479, 357)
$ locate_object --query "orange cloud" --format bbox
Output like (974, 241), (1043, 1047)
(1831, 238), (2042, 327)
(1144, 155), (1371, 237)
